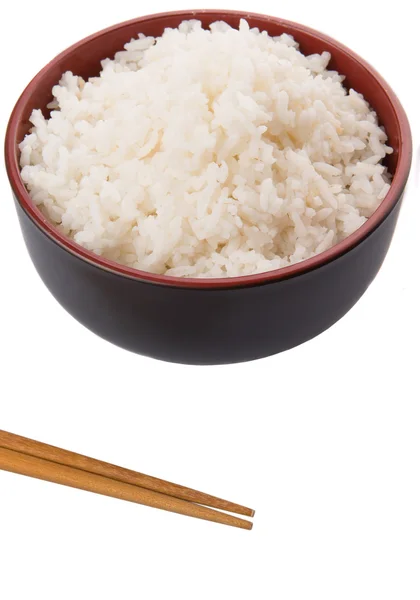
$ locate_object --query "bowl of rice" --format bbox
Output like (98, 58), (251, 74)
(5, 10), (412, 364)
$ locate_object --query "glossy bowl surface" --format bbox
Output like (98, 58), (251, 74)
(5, 10), (412, 363)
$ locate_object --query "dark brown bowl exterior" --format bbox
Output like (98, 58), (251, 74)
(6, 11), (412, 364)
(15, 195), (403, 364)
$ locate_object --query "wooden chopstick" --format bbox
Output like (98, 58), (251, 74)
(0, 430), (253, 517)
(0, 447), (252, 529)
(0, 431), (254, 529)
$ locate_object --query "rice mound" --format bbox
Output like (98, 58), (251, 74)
(20, 19), (392, 278)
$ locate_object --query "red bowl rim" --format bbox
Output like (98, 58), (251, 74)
(5, 9), (412, 289)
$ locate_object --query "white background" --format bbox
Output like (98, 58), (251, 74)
(1, 1), (419, 598)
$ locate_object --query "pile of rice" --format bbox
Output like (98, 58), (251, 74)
(20, 19), (392, 278)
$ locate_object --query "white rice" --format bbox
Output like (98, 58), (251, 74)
(19, 19), (393, 278)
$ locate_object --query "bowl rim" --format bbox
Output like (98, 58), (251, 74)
(5, 9), (412, 290)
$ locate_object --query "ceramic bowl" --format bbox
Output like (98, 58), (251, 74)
(5, 10), (412, 364)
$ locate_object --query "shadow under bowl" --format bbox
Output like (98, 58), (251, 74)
(5, 10), (412, 364)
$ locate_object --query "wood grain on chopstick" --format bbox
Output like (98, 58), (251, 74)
(0, 447), (252, 530)
(0, 430), (253, 517)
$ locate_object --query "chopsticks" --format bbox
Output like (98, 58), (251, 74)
(0, 430), (254, 530)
